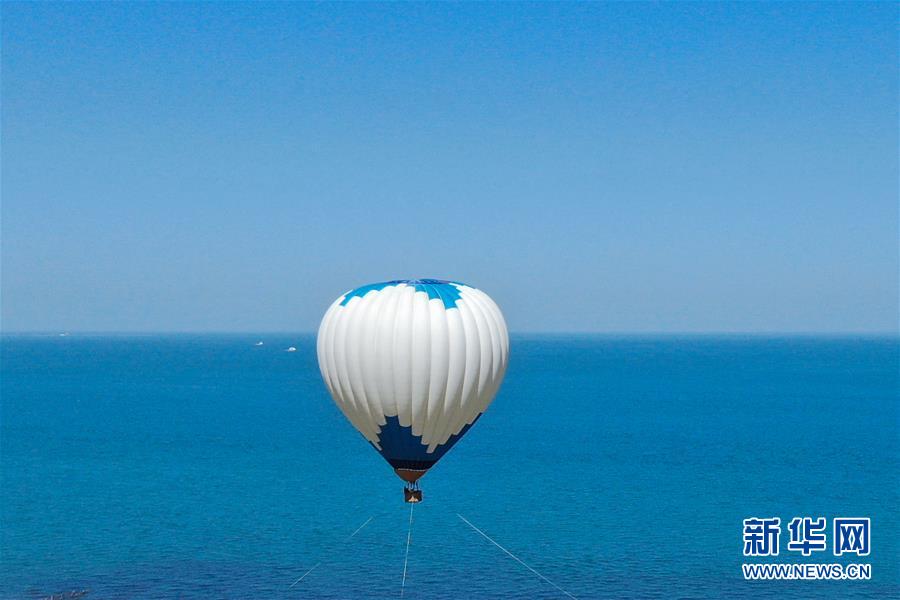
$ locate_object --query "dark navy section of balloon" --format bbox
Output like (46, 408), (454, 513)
(372, 415), (480, 471)
(2, 334), (898, 599)
(339, 279), (464, 308)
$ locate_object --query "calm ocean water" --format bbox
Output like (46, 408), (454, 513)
(1, 334), (897, 599)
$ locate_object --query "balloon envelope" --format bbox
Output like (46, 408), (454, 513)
(317, 279), (509, 482)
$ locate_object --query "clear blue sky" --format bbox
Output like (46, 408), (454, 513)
(2, 2), (897, 333)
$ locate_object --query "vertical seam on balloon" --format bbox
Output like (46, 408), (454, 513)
(391, 285), (409, 459)
(466, 291), (492, 399)
(455, 297), (482, 440)
(458, 291), (492, 430)
(375, 287), (398, 423)
(329, 302), (353, 423)
(316, 303), (335, 393)
(435, 306), (466, 448)
(372, 286), (397, 456)
(422, 298), (433, 447)
(432, 307), (455, 451)
(324, 305), (345, 406)
(407, 288), (418, 437)
(346, 290), (369, 431)
(430, 304), (455, 453)
(359, 290), (386, 435)
(351, 286), (381, 434)
(463, 289), (503, 421)
(373, 286), (391, 420)
(422, 297), (446, 449)
(482, 289), (510, 402)
(342, 295), (373, 440)
(475, 287), (509, 367)
(483, 292), (506, 413)
(320, 305), (350, 435)
(420, 290), (433, 441)
(319, 304), (347, 428)
(332, 301), (367, 441)
(381, 285), (401, 420)
(362, 285), (387, 425)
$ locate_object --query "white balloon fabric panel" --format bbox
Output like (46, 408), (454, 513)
(317, 279), (509, 473)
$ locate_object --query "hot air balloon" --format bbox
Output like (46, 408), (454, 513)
(317, 279), (509, 502)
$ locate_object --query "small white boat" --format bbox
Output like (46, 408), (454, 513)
(286, 346), (297, 352)
(59, 332), (69, 337)
(254, 341), (264, 346)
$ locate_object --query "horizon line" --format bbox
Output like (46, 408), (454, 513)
(2, 330), (898, 337)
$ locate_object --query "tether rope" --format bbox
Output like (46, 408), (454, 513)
(400, 503), (415, 598)
(289, 515), (375, 589)
(457, 513), (578, 600)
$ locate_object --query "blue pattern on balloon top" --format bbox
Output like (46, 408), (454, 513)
(340, 279), (465, 308)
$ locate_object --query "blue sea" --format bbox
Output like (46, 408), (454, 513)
(2, 334), (897, 599)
